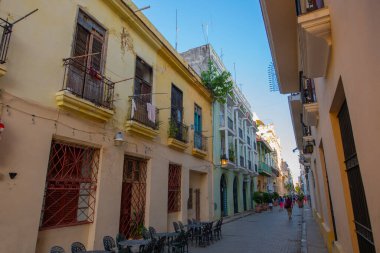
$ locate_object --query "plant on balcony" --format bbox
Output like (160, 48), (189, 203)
(201, 60), (234, 104)
(168, 120), (179, 138)
(228, 148), (235, 162)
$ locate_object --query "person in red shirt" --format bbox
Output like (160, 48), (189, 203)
(284, 196), (293, 220)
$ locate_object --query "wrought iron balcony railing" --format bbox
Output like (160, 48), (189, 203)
(62, 58), (115, 110)
(128, 97), (159, 130)
(0, 19), (12, 64)
(258, 161), (272, 175)
(194, 131), (207, 152)
(302, 124), (312, 137)
(301, 77), (317, 104)
(168, 118), (189, 143)
(296, 0), (325, 16)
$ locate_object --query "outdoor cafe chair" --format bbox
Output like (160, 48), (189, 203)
(149, 226), (157, 238)
(154, 236), (166, 253)
(71, 242), (86, 253)
(50, 246), (65, 253)
(172, 222), (180, 233)
(178, 221), (185, 232)
(103, 236), (116, 251)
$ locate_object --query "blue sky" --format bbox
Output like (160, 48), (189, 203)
(133, 0), (300, 182)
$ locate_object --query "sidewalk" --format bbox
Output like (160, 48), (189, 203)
(301, 206), (328, 253)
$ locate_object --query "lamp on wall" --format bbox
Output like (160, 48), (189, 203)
(114, 131), (125, 146)
(221, 154), (228, 167)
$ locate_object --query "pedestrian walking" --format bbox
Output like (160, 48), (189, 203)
(284, 196), (293, 220)
(269, 198), (273, 211)
(279, 196), (284, 211)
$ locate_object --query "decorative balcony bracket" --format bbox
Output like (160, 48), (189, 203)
(298, 8), (331, 78)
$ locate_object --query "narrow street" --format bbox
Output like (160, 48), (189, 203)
(191, 207), (303, 253)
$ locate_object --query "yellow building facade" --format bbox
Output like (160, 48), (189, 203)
(0, 0), (213, 252)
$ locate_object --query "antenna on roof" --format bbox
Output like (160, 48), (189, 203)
(202, 23), (209, 44)
(175, 9), (178, 50)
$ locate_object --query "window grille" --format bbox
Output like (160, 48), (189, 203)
(119, 156), (147, 239)
(40, 140), (99, 229)
(168, 164), (181, 213)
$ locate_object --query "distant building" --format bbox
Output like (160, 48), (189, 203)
(182, 44), (258, 218)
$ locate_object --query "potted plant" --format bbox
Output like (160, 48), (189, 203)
(168, 119), (179, 138)
(262, 192), (271, 211)
(297, 193), (305, 208)
(253, 192), (263, 213)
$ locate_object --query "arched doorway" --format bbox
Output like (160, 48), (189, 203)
(220, 174), (227, 217)
(233, 176), (238, 213)
(243, 181), (247, 211)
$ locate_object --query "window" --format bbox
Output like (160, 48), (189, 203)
(40, 140), (99, 229)
(66, 10), (111, 107)
(168, 164), (181, 213)
(134, 57), (153, 103)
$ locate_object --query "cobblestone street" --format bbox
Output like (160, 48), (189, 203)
(191, 207), (303, 253)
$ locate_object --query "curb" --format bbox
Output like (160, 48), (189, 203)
(301, 207), (307, 253)
(222, 210), (256, 225)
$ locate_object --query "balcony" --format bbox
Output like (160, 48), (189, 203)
(301, 78), (319, 126)
(125, 97), (159, 139)
(297, 0), (331, 78)
(56, 59), (114, 122)
(167, 118), (189, 151)
(192, 131), (208, 159)
(258, 161), (272, 177)
(0, 20), (12, 77)
(271, 166), (280, 177)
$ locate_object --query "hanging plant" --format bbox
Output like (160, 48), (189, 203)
(201, 60), (234, 104)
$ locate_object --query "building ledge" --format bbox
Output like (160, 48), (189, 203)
(298, 7), (331, 78)
(167, 137), (188, 151)
(303, 102), (319, 126)
(192, 148), (207, 159)
(55, 90), (114, 122)
(125, 120), (159, 140)
(0, 64), (7, 77)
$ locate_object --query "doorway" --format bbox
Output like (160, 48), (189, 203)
(220, 174), (228, 217)
(233, 176), (238, 214)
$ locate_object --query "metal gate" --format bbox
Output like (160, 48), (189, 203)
(233, 176), (238, 214)
(119, 156), (147, 239)
(338, 101), (375, 252)
(220, 175), (228, 217)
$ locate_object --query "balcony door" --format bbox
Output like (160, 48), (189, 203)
(171, 85), (184, 140)
(338, 101), (375, 253)
(68, 10), (106, 105)
(194, 104), (202, 149)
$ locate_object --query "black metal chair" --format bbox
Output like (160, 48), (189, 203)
(116, 233), (126, 251)
(142, 227), (152, 240)
(50, 246), (65, 253)
(103, 236), (116, 251)
(178, 221), (185, 232)
(148, 226), (157, 238)
(170, 231), (186, 253)
(142, 238), (156, 253)
(71, 242), (86, 253)
(173, 222), (180, 233)
(154, 236), (166, 253)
